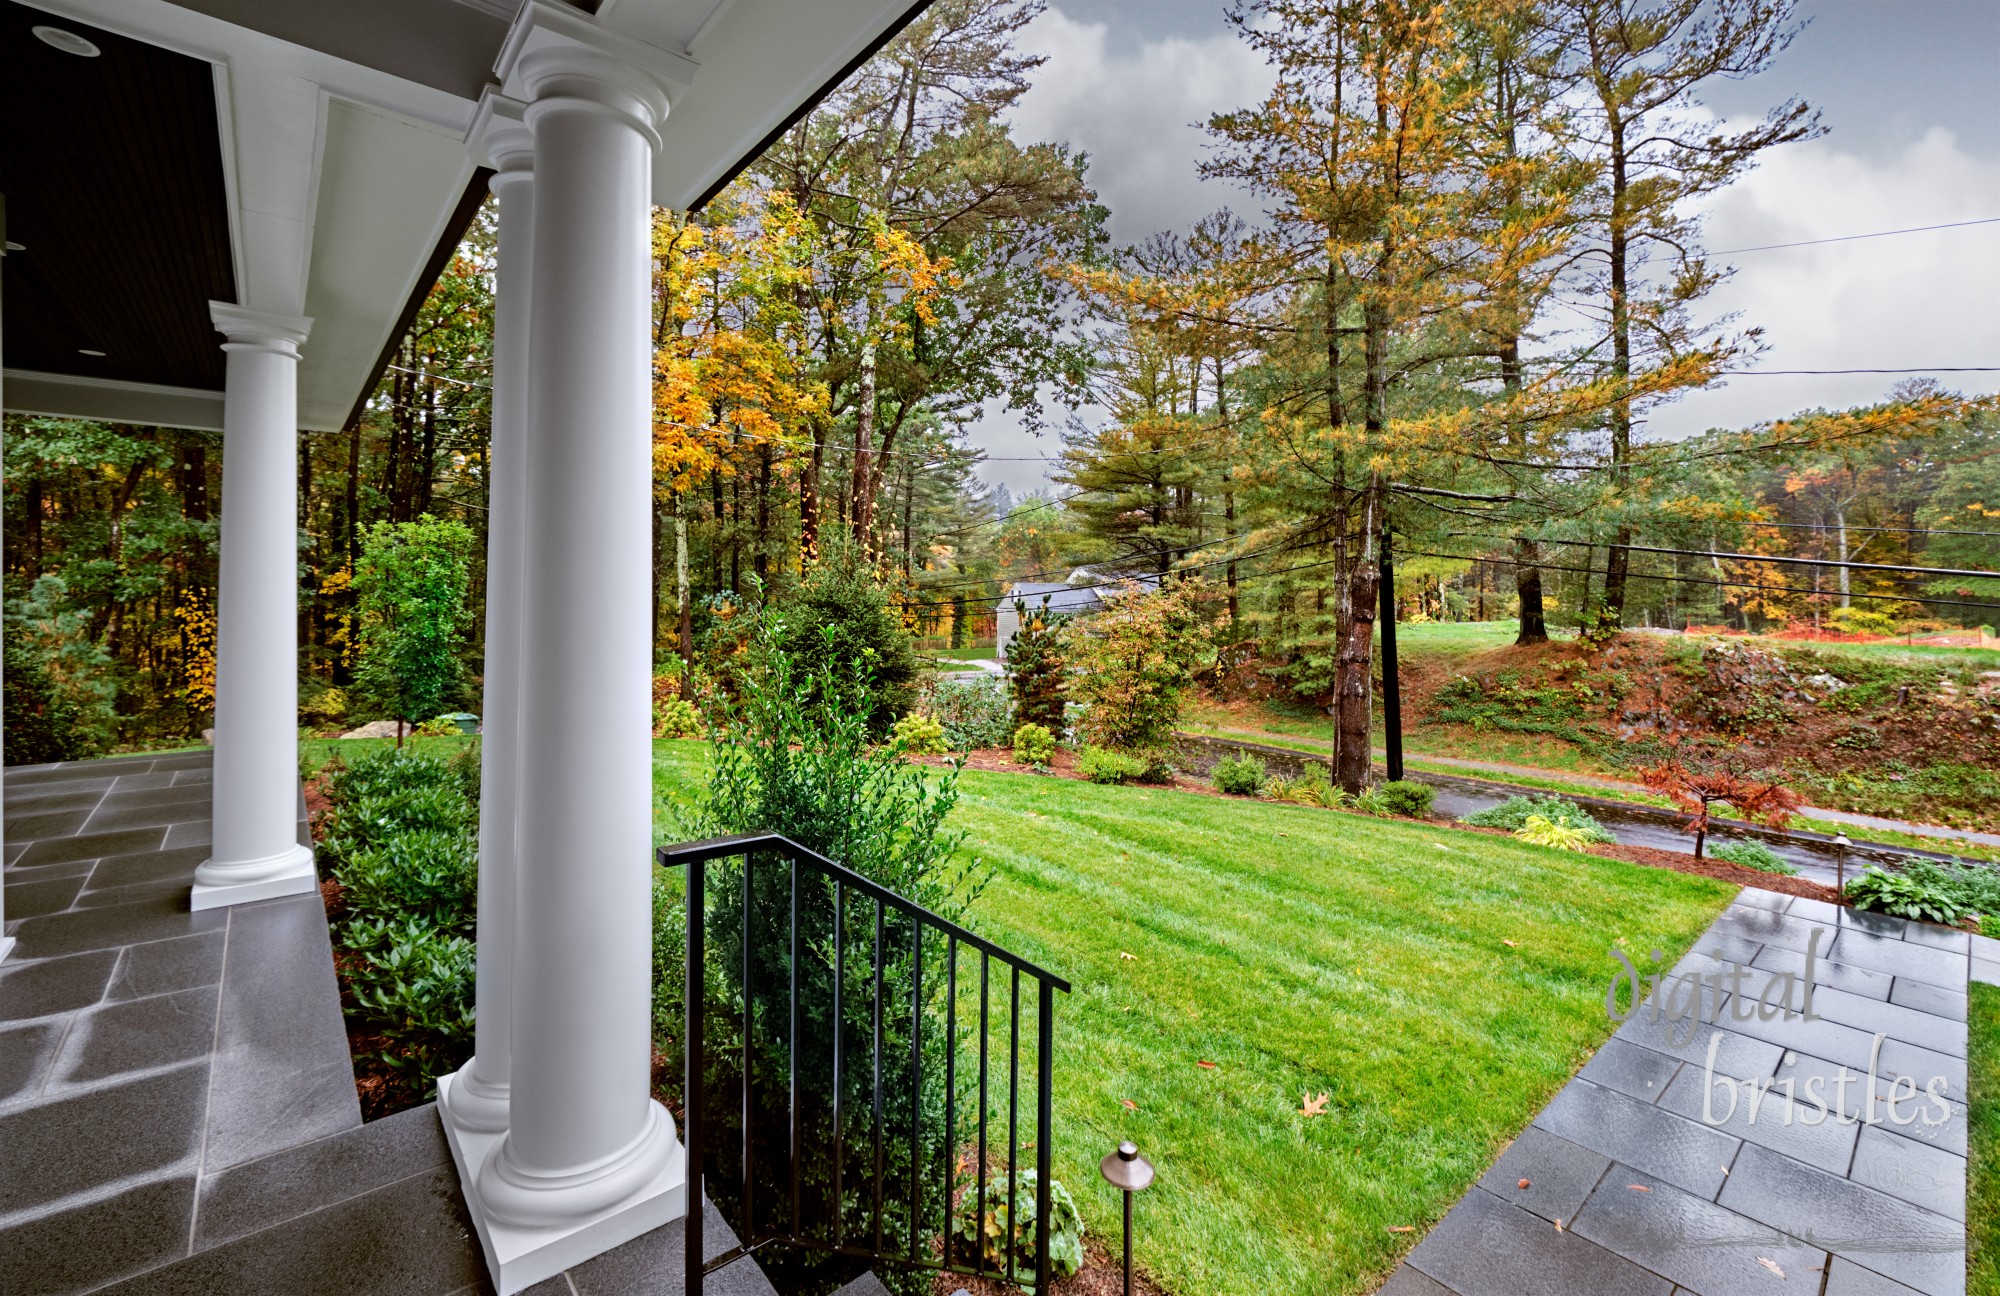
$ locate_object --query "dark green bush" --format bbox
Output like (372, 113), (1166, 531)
(337, 831), (477, 929)
(922, 675), (1014, 749)
(343, 915), (476, 1085)
(767, 541), (920, 734)
(1211, 753), (1267, 796)
(1364, 779), (1435, 818)
(1003, 596), (1069, 733)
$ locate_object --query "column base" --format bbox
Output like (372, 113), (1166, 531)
(439, 1073), (686, 1295)
(190, 844), (318, 911)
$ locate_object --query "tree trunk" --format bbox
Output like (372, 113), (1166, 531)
(852, 334), (877, 556)
(674, 491), (693, 700)
(1602, 119), (1633, 629)
(1516, 538), (1549, 644)
(1335, 495), (1382, 795)
(800, 417), (825, 564)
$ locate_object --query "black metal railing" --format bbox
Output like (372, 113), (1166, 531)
(659, 832), (1071, 1296)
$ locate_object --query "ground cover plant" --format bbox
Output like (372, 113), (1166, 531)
(1972, 982), (2000, 1296)
(651, 741), (1734, 1296)
(1460, 794), (1614, 843)
(1706, 838), (1798, 875)
(1844, 858), (2000, 928)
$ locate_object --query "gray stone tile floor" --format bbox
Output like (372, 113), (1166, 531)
(3, 753), (777, 1296)
(1387, 889), (1990, 1296)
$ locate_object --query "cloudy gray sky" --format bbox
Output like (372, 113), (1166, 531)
(971, 0), (2000, 495)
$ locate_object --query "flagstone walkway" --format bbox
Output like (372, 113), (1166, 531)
(1382, 889), (1998, 1296)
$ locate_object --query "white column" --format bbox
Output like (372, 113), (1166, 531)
(192, 304), (316, 912)
(439, 93), (533, 1144)
(453, 12), (687, 1290)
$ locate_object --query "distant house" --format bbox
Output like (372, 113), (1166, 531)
(994, 571), (1158, 660)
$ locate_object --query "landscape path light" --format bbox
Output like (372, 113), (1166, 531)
(1834, 833), (1852, 893)
(1100, 1140), (1155, 1296)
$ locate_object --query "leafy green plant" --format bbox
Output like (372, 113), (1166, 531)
(1270, 764), (1351, 808)
(1011, 722), (1057, 766)
(1846, 865), (1978, 927)
(1077, 745), (1150, 784)
(1461, 795), (1615, 843)
(766, 539), (921, 734)
(3, 577), (119, 762)
(890, 712), (949, 755)
(1707, 839), (1799, 875)
(336, 831), (477, 929)
(952, 1170), (1085, 1281)
(344, 916), (475, 1085)
(1212, 753), (1267, 796)
(1513, 814), (1596, 853)
(922, 675), (1014, 749)
(1362, 779), (1434, 818)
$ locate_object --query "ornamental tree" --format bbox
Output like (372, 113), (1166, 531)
(352, 516), (476, 745)
(1639, 754), (1802, 859)
(1064, 578), (1215, 754)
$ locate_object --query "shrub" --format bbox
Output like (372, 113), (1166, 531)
(1708, 839), (1800, 875)
(1011, 723), (1057, 766)
(1363, 779), (1434, 818)
(1270, 765), (1350, 808)
(952, 1171), (1085, 1281)
(1828, 606), (1898, 637)
(922, 675), (1014, 749)
(1211, 753), (1267, 796)
(1003, 596), (1069, 732)
(1846, 865), (1978, 927)
(336, 831), (477, 929)
(1077, 745), (1150, 784)
(3, 578), (118, 763)
(352, 516), (477, 741)
(1514, 814), (1596, 853)
(343, 915), (475, 1085)
(890, 713), (949, 755)
(1066, 579), (1215, 751)
(1461, 795), (1615, 844)
(768, 539), (920, 734)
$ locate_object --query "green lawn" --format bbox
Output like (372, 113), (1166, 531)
(1973, 982), (2000, 1296)
(653, 739), (1732, 1296)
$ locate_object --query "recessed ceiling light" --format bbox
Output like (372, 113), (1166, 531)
(78, 348), (107, 357)
(34, 25), (101, 57)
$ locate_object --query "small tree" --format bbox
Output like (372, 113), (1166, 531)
(1002, 596), (1068, 733)
(768, 538), (920, 735)
(1639, 753), (1802, 859)
(1065, 578), (1214, 754)
(352, 516), (476, 746)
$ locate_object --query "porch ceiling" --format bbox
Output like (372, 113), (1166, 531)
(1, 0), (932, 434)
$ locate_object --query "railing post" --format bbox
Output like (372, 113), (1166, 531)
(1035, 980), (1054, 1295)
(685, 854), (705, 1296)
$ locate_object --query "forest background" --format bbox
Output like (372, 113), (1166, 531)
(3, 0), (1995, 766)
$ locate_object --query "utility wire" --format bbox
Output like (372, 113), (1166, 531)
(1411, 549), (2000, 616)
(1443, 534), (2000, 581)
(1710, 216), (2000, 255)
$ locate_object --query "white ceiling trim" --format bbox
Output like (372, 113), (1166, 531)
(3, 369), (226, 432)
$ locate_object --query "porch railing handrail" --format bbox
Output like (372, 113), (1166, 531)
(659, 833), (1072, 992)
(658, 832), (1070, 1296)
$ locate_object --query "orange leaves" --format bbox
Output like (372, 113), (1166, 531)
(1299, 1092), (1330, 1117)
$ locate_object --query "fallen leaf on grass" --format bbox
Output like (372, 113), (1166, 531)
(1118, 951), (1138, 961)
(1432, 844), (1451, 851)
(1501, 940), (1519, 948)
(1197, 1060), (1217, 1069)
(1517, 1179), (1531, 1189)
(1756, 1258), (1785, 1278)
(1121, 1099), (1138, 1111)
(1387, 1226), (1415, 1234)
(1300, 1092), (1330, 1117)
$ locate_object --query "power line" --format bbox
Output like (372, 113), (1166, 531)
(1412, 549), (2000, 616)
(1753, 519), (2000, 540)
(1723, 367), (2000, 376)
(1446, 535), (2000, 581)
(1711, 216), (2000, 255)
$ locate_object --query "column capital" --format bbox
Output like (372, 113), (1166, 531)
(495, 1), (694, 148)
(471, 87), (534, 180)
(209, 302), (312, 356)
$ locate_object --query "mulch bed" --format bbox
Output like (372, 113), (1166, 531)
(931, 1239), (1168, 1296)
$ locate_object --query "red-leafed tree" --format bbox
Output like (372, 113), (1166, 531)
(1639, 752), (1802, 859)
